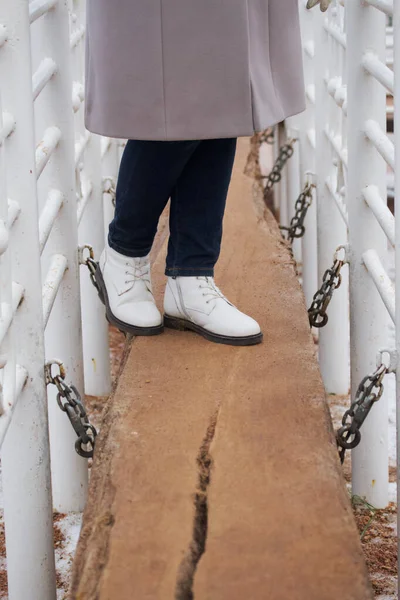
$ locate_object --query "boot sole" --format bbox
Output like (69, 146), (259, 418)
(164, 314), (263, 347)
(94, 263), (164, 336)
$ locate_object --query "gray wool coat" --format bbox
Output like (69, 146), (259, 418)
(85, 0), (305, 141)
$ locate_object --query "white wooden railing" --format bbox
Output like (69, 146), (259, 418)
(0, 0), (118, 597)
(278, 0), (398, 583)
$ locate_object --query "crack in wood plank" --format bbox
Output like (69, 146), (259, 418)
(175, 408), (220, 600)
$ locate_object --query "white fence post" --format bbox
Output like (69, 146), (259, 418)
(0, 0), (56, 597)
(70, 2), (111, 397)
(78, 133), (112, 396)
(286, 128), (303, 265)
(296, 2), (318, 308)
(394, 0), (400, 582)
(346, 1), (388, 508)
(102, 138), (118, 240)
(313, 8), (350, 395)
(277, 123), (290, 230)
(31, 0), (88, 511)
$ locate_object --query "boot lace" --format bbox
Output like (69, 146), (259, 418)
(197, 276), (231, 305)
(120, 262), (152, 295)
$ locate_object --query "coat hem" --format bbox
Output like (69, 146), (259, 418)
(84, 104), (306, 142)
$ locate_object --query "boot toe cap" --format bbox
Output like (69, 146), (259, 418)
(116, 302), (162, 328)
(204, 312), (261, 338)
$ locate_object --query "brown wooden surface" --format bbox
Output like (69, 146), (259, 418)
(70, 139), (372, 600)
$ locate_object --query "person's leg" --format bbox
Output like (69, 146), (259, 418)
(163, 138), (263, 346)
(109, 139), (200, 257)
(98, 139), (200, 335)
(165, 138), (237, 276)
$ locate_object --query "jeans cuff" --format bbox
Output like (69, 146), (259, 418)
(108, 235), (151, 258)
(165, 266), (214, 278)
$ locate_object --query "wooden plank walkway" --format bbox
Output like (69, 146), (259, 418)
(70, 139), (373, 600)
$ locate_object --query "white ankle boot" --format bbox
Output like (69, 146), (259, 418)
(94, 242), (163, 335)
(164, 276), (262, 346)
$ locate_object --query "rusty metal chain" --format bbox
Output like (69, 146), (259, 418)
(79, 244), (100, 294)
(45, 361), (97, 459)
(308, 247), (346, 328)
(244, 127), (275, 180)
(258, 127), (275, 145)
(336, 363), (388, 464)
(280, 182), (314, 243)
(262, 138), (296, 192)
(103, 176), (116, 207)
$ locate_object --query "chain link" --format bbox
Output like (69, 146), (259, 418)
(280, 182), (314, 243)
(262, 139), (296, 192)
(308, 247), (346, 328)
(79, 244), (100, 294)
(258, 127), (275, 146)
(336, 363), (388, 464)
(45, 361), (97, 459)
(103, 176), (116, 207)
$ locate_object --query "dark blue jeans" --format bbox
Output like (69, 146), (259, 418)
(108, 138), (237, 277)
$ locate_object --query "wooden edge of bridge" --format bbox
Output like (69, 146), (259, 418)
(69, 138), (373, 600)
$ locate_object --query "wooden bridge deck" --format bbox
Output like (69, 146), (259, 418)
(70, 139), (372, 600)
